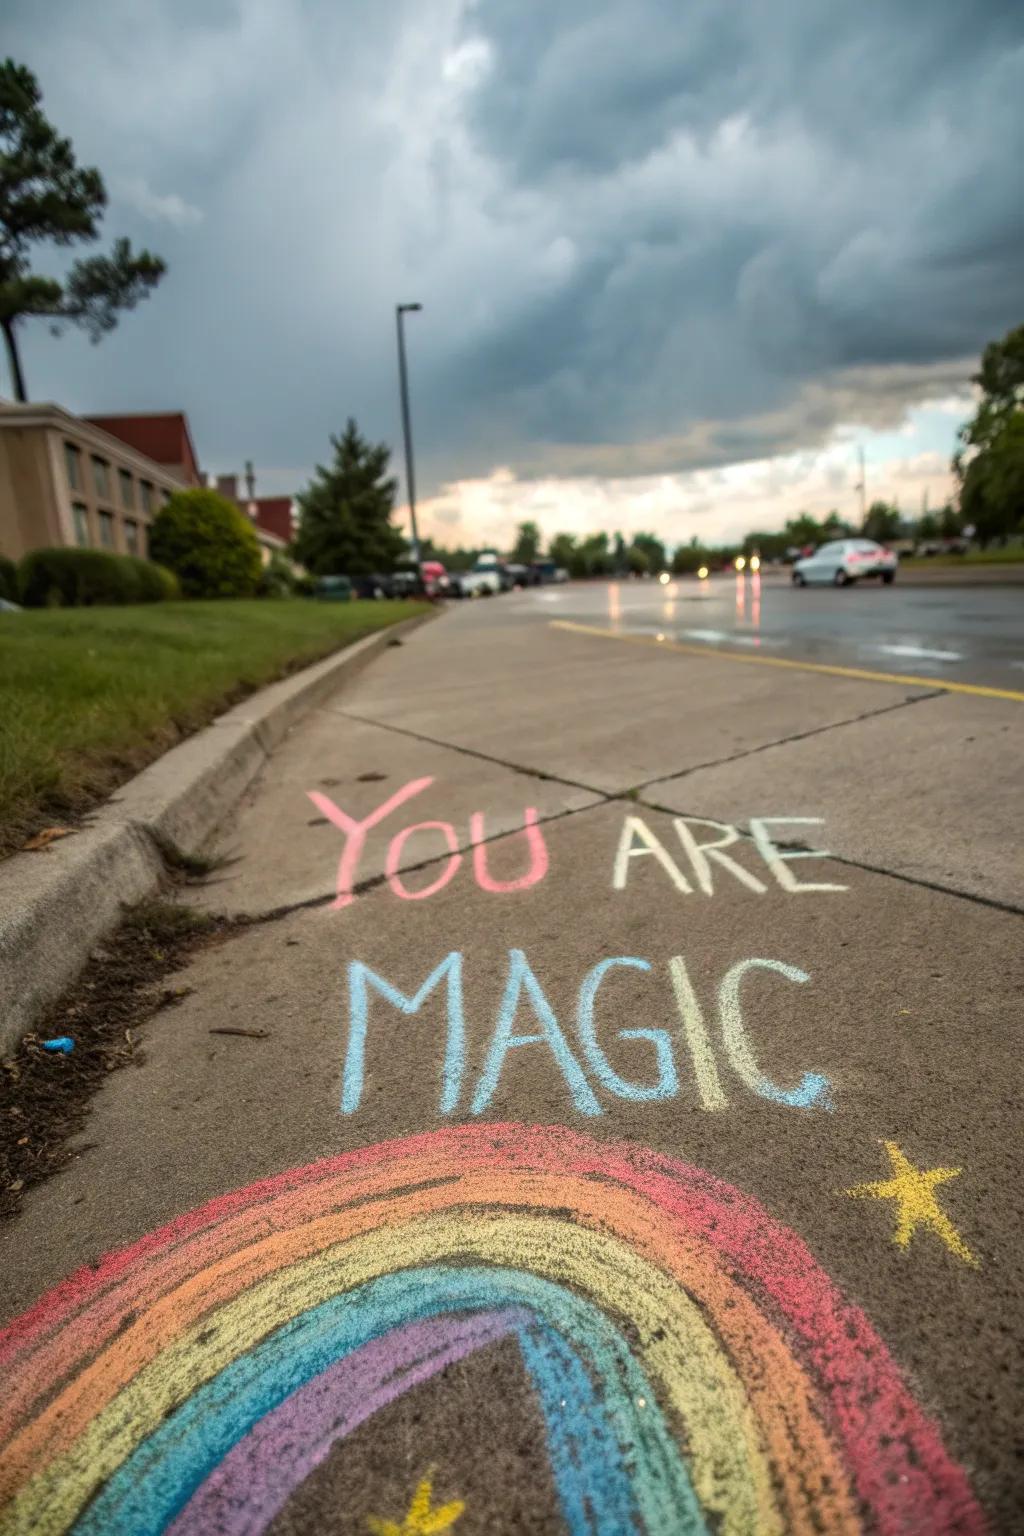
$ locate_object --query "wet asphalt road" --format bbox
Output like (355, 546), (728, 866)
(513, 574), (1024, 692)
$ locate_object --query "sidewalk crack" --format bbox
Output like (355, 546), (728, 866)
(331, 708), (611, 798)
(631, 688), (945, 792)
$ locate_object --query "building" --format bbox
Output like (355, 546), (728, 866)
(214, 472), (296, 548)
(0, 403), (191, 562)
(83, 412), (202, 488)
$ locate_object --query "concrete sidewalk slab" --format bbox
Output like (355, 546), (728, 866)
(1, 799), (1020, 1524)
(643, 690), (1023, 909)
(340, 610), (937, 792)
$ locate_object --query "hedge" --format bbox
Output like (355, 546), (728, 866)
(17, 548), (180, 608)
(149, 489), (263, 598)
(0, 554), (16, 603)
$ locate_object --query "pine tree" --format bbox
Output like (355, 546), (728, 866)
(293, 419), (406, 576)
(0, 59), (166, 401)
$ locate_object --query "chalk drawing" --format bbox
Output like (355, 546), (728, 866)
(366, 1471), (464, 1535)
(346, 956), (465, 1114)
(471, 950), (601, 1117)
(0, 1125), (983, 1536)
(668, 957), (728, 1112)
(613, 816), (694, 893)
(613, 814), (847, 896)
(577, 958), (677, 1102)
(385, 821), (463, 900)
(718, 958), (832, 1110)
(309, 777), (433, 909)
(842, 1141), (978, 1267)
(748, 818), (847, 893)
(673, 819), (768, 896)
(343, 951), (832, 1117)
(309, 781), (550, 906)
(469, 807), (548, 892)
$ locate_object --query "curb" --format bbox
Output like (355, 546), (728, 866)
(0, 610), (434, 1054)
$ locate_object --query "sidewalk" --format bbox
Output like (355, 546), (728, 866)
(2, 600), (1020, 1534)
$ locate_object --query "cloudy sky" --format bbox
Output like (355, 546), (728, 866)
(6, 0), (1024, 548)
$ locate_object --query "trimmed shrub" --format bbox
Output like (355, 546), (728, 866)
(149, 488), (262, 598)
(129, 555), (180, 602)
(17, 548), (178, 607)
(0, 553), (17, 603)
(257, 551), (297, 598)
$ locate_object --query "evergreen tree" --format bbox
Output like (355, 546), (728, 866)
(511, 519), (542, 564)
(293, 419), (405, 576)
(0, 59), (165, 400)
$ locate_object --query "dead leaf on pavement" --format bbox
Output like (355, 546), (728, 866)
(22, 827), (74, 852)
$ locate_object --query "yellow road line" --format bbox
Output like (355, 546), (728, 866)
(550, 619), (1024, 703)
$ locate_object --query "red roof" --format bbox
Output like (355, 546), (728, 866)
(249, 496), (294, 543)
(84, 413), (201, 484)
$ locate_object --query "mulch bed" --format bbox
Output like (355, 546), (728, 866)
(0, 899), (232, 1219)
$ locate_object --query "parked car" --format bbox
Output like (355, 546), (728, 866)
(459, 559), (503, 597)
(792, 539), (897, 587)
(352, 572), (394, 599)
(420, 560), (448, 598)
(313, 575), (352, 602)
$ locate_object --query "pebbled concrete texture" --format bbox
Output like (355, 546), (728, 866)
(3, 595), (1022, 1533)
(641, 689), (1024, 910)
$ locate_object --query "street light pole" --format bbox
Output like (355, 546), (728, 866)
(396, 302), (422, 563)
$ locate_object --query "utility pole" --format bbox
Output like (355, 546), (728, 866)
(856, 446), (866, 527)
(245, 460), (256, 501)
(395, 303), (422, 563)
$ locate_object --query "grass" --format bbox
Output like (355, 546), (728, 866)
(0, 598), (428, 856)
(901, 546), (1024, 567)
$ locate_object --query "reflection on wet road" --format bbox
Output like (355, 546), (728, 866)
(518, 574), (1024, 692)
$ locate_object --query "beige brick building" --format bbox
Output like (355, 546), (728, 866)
(0, 404), (193, 563)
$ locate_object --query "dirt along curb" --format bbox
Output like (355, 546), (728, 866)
(0, 610), (435, 1055)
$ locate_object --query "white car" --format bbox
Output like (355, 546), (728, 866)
(459, 560), (502, 597)
(792, 539), (898, 587)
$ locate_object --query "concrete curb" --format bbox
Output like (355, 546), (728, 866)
(0, 610), (434, 1054)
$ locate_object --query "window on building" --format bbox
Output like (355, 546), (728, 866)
(98, 510), (115, 549)
(91, 457), (111, 501)
(124, 519), (139, 556)
(119, 468), (134, 507)
(72, 503), (90, 547)
(161, 488), (173, 506)
(64, 443), (82, 492)
(140, 481), (154, 514)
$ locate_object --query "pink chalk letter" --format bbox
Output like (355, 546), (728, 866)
(386, 821), (462, 900)
(470, 808), (549, 893)
(307, 777), (433, 909)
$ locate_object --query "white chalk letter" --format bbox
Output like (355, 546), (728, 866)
(612, 815), (693, 893)
(748, 818), (847, 893)
(673, 818), (767, 896)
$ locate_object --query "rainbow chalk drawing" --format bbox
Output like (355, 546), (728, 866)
(0, 1125), (984, 1536)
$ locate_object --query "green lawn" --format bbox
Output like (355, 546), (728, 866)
(0, 599), (428, 856)
(901, 546), (1024, 567)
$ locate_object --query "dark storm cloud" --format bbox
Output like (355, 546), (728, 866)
(5, 0), (1024, 492)
(440, 0), (1024, 469)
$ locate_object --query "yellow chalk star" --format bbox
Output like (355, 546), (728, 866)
(366, 1472), (465, 1536)
(843, 1141), (977, 1267)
